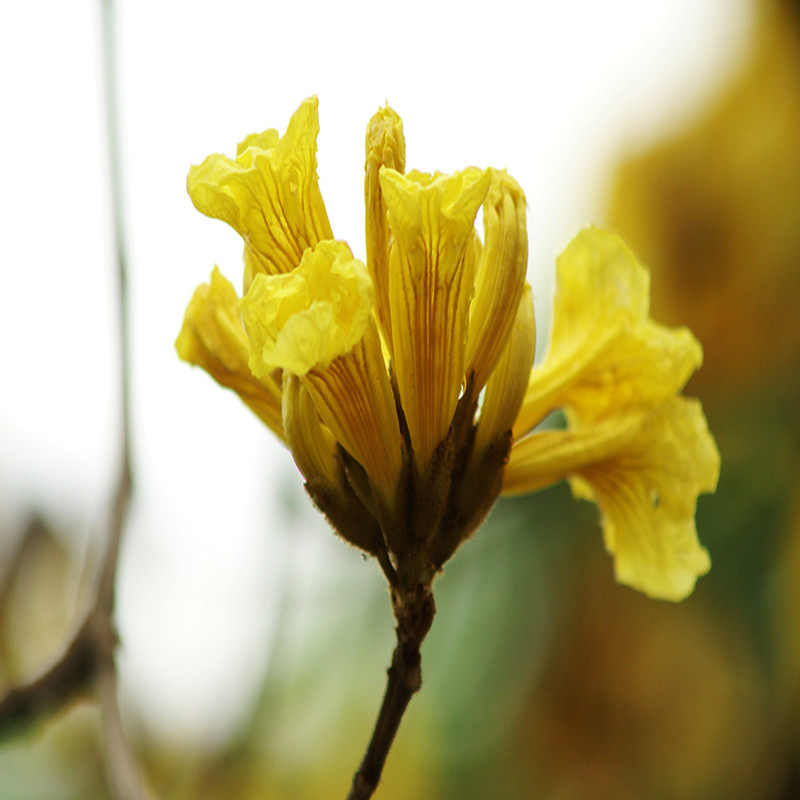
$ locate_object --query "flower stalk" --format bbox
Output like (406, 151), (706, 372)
(347, 586), (436, 800)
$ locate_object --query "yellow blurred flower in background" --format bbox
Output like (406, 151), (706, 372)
(609, 0), (800, 399)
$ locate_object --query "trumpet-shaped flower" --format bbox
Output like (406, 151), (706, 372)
(504, 230), (719, 599)
(177, 98), (719, 601)
(241, 240), (403, 513)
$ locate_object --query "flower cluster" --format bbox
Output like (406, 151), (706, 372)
(177, 97), (719, 602)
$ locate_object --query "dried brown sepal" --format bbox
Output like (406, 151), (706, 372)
(408, 425), (455, 549)
(304, 473), (384, 557)
(434, 429), (513, 568)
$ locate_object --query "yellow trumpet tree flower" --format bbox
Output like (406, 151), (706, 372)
(177, 97), (719, 799)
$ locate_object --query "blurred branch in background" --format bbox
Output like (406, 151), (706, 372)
(0, 0), (150, 797)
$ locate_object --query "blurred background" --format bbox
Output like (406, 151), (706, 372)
(1, 0), (798, 797)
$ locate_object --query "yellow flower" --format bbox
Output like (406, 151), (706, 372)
(504, 230), (720, 600)
(178, 98), (719, 601)
(241, 240), (403, 514)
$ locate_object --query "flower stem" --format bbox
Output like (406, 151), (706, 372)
(346, 587), (435, 800)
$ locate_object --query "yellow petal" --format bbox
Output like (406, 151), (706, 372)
(515, 227), (702, 436)
(380, 166), (492, 472)
(365, 103), (406, 351)
(282, 373), (338, 487)
(175, 267), (283, 439)
(504, 398), (720, 601)
(504, 409), (641, 496)
(436, 284), (535, 557)
(465, 169), (529, 392)
(186, 97), (333, 289)
(302, 322), (403, 513)
(473, 283), (535, 456)
(240, 240), (373, 377)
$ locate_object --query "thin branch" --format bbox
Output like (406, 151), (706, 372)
(95, 0), (150, 796)
(346, 588), (435, 800)
(346, 634), (423, 800)
(99, 0), (133, 620)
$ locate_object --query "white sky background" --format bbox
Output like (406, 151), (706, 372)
(0, 0), (751, 745)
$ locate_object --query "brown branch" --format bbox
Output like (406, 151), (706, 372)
(0, 0), (147, 795)
(0, 385), (140, 789)
(0, 614), (98, 740)
(346, 587), (435, 800)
